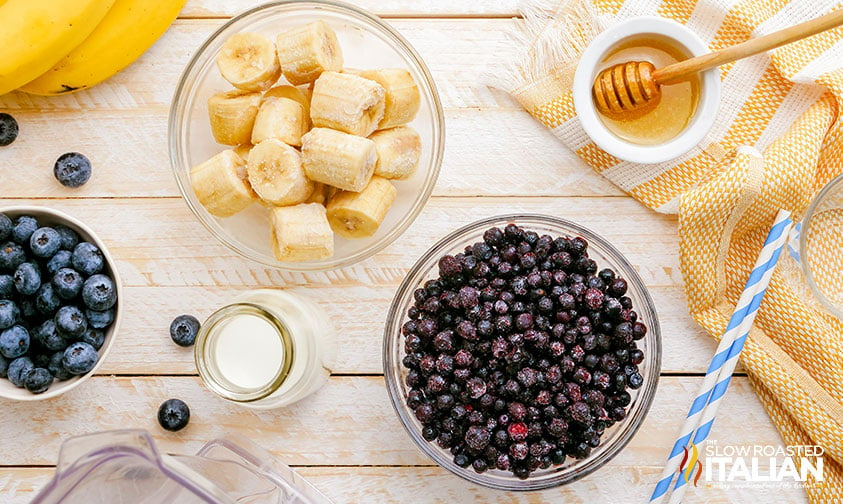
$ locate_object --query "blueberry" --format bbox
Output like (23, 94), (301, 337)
(35, 282), (61, 316)
(32, 352), (52, 369)
(53, 225), (79, 250)
(48, 351), (73, 381)
(86, 308), (114, 329)
(0, 213), (10, 241)
(7, 356), (33, 387)
(0, 275), (12, 298)
(62, 341), (98, 374)
(0, 299), (18, 329)
(71, 242), (103, 276)
(81, 274), (117, 311)
(46, 250), (72, 276)
(12, 216), (38, 245)
(158, 398), (190, 431)
(0, 325), (29, 359)
(13, 262), (40, 295)
(169, 314), (200, 347)
(24, 368), (53, 394)
(55, 305), (87, 338)
(79, 328), (105, 350)
(33, 319), (66, 352)
(0, 113), (18, 146)
(0, 241), (26, 272)
(0, 354), (7, 378)
(54, 152), (92, 188)
(19, 298), (37, 321)
(53, 267), (84, 299)
(29, 227), (62, 258)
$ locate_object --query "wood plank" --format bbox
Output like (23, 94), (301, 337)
(0, 109), (614, 199)
(0, 465), (809, 503)
(0, 19), (534, 112)
(0, 197), (680, 289)
(181, 0), (521, 18)
(91, 284), (711, 375)
(0, 376), (786, 467)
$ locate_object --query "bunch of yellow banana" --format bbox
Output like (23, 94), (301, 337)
(0, 0), (185, 96)
(190, 20), (425, 262)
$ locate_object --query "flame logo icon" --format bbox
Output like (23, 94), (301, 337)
(678, 442), (703, 487)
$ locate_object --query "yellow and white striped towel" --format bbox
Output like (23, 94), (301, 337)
(505, 0), (843, 501)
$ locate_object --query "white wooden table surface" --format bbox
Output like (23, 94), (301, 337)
(0, 1), (809, 502)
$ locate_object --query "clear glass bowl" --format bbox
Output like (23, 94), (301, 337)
(383, 214), (662, 490)
(799, 173), (843, 319)
(169, 0), (444, 271)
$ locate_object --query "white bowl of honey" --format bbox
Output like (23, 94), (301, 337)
(573, 17), (721, 164)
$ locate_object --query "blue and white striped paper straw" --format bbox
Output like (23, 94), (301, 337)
(650, 210), (793, 503)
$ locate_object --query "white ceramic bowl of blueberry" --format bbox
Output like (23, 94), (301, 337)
(384, 214), (661, 490)
(0, 207), (122, 401)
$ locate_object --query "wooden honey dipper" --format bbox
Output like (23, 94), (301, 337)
(593, 8), (843, 115)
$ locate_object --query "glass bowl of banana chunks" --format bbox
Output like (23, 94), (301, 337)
(169, 0), (444, 271)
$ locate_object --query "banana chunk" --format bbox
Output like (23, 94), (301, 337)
(310, 71), (385, 137)
(305, 182), (329, 205)
(275, 21), (343, 86)
(233, 144), (253, 161)
(247, 139), (314, 206)
(301, 127), (376, 192)
(208, 90), (262, 146)
(370, 126), (421, 180)
(191, 150), (257, 217)
(326, 176), (397, 238)
(251, 97), (305, 146)
(348, 69), (420, 129)
(270, 203), (334, 262)
(265, 85), (312, 132)
(216, 32), (281, 91)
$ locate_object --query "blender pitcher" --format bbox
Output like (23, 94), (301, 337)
(31, 429), (334, 504)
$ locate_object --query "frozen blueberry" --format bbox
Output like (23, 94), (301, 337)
(7, 356), (33, 387)
(158, 398), (190, 432)
(46, 250), (72, 276)
(24, 368), (53, 394)
(0, 241), (26, 272)
(0, 299), (18, 329)
(81, 274), (117, 311)
(48, 351), (73, 381)
(169, 314), (200, 347)
(55, 305), (87, 338)
(13, 262), (41, 296)
(0, 113), (18, 146)
(35, 282), (61, 316)
(53, 225), (79, 250)
(0, 325), (29, 359)
(62, 341), (98, 374)
(54, 152), (92, 188)
(0, 213), (11, 241)
(29, 227), (62, 258)
(53, 267), (84, 299)
(79, 328), (105, 350)
(12, 215), (38, 245)
(71, 242), (103, 276)
(0, 274), (12, 298)
(33, 320), (66, 352)
(0, 354), (7, 378)
(86, 308), (114, 329)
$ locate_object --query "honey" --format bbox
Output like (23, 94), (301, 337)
(595, 36), (701, 146)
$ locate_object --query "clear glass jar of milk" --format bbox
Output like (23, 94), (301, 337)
(195, 290), (337, 409)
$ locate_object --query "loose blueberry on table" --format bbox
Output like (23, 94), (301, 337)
(158, 398), (190, 431)
(0, 212), (118, 394)
(399, 223), (647, 479)
(169, 314), (200, 347)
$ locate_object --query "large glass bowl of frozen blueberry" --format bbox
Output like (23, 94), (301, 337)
(383, 214), (661, 490)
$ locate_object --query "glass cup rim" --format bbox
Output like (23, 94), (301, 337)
(168, 0), (445, 271)
(800, 172), (843, 320)
(383, 213), (662, 490)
